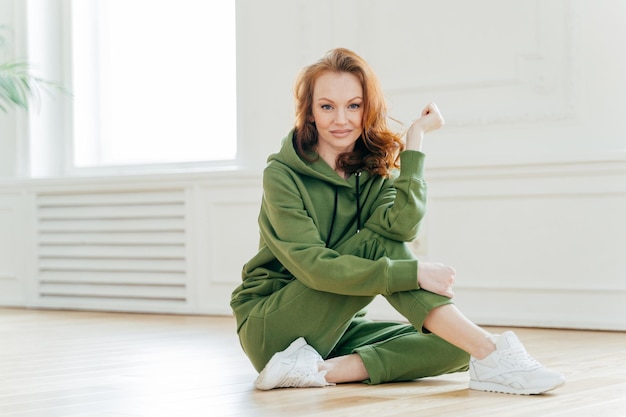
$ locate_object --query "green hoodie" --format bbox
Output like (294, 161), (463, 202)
(230, 130), (428, 330)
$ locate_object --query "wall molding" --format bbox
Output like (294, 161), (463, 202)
(368, 286), (626, 331)
(373, 0), (581, 127)
(0, 153), (624, 330)
(0, 274), (17, 280)
(2, 153), (625, 328)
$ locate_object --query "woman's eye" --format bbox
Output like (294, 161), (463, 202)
(321, 104), (333, 110)
(349, 103), (361, 109)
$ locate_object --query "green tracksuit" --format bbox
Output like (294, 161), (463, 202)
(230, 131), (469, 384)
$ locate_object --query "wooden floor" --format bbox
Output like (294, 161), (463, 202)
(1, 308), (625, 417)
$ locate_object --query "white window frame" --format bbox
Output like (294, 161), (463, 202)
(21, 0), (242, 178)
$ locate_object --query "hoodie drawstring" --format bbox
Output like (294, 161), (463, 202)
(355, 171), (362, 233)
(325, 172), (362, 247)
(325, 186), (338, 247)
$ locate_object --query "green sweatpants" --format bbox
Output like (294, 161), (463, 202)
(237, 228), (470, 384)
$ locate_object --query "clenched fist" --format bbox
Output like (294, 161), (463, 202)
(405, 102), (445, 152)
(417, 261), (456, 298)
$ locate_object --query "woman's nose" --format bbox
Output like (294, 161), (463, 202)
(335, 109), (347, 124)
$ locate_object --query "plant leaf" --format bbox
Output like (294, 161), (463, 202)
(0, 60), (63, 112)
(0, 25), (65, 113)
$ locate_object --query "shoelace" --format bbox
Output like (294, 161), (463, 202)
(501, 346), (542, 370)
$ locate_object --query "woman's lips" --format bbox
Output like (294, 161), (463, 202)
(331, 129), (352, 138)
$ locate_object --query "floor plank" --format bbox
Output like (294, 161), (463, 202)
(1, 308), (625, 417)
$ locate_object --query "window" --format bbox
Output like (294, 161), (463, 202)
(71, 0), (236, 169)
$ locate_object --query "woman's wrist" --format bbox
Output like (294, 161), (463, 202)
(405, 123), (425, 151)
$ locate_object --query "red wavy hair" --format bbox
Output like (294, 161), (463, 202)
(293, 48), (404, 177)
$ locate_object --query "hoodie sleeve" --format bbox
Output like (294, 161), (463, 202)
(363, 150), (427, 242)
(258, 164), (419, 296)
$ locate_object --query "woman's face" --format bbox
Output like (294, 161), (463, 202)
(311, 71), (364, 158)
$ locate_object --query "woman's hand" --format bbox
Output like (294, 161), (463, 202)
(405, 102), (445, 151)
(417, 261), (455, 298)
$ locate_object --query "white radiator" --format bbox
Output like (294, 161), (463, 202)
(34, 188), (190, 312)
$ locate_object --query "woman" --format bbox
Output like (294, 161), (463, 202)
(230, 48), (564, 395)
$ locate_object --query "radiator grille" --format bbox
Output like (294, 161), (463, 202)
(35, 189), (189, 309)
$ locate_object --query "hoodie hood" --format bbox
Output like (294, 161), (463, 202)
(267, 130), (370, 188)
(267, 130), (371, 242)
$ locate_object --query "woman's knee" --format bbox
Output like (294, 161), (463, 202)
(239, 286), (374, 369)
(384, 289), (453, 331)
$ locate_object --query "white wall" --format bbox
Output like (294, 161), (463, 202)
(235, 0), (626, 330)
(238, 0), (626, 166)
(0, 0), (625, 329)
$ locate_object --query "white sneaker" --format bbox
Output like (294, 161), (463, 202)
(469, 331), (565, 395)
(254, 337), (334, 390)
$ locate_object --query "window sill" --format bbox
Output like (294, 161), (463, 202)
(0, 164), (262, 189)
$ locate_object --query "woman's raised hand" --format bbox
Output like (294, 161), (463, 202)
(405, 102), (445, 151)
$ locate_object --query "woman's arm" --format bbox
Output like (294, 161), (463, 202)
(258, 164), (419, 296)
(362, 103), (445, 241)
(363, 151), (427, 241)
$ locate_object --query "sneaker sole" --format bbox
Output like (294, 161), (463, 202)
(254, 337), (308, 390)
(469, 379), (565, 395)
